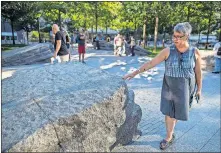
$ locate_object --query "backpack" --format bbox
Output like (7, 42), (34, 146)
(217, 47), (221, 56)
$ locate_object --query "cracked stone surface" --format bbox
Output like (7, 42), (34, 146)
(2, 62), (142, 152)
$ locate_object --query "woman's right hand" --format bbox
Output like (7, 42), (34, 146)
(122, 70), (138, 80)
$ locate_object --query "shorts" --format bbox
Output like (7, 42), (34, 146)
(59, 54), (69, 62)
(78, 45), (85, 54)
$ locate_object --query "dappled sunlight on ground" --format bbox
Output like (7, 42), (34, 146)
(100, 60), (127, 70)
(1, 70), (16, 80)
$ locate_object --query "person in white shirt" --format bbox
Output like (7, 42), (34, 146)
(212, 41), (221, 73)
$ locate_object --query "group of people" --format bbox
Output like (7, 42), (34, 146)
(114, 33), (136, 56)
(52, 24), (87, 63)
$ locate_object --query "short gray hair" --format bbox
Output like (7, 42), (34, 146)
(174, 22), (192, 36)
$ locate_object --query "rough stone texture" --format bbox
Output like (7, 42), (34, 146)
(98, 40), (114, 50)
(2, 62), (142, 152)
(132, 45), (151, 56)
(2, 43), (53, 67)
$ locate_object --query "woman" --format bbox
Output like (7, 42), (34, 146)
(123, 22), (202, 150)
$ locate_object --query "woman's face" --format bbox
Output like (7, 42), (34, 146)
(172, 32), (188, 45)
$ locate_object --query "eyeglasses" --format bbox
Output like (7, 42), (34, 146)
(172, 35), (186, 40)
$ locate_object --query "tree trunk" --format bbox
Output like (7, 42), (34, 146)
(142, 19), (147, 48)
(154, 16), (159, 52)
(26, 31), (29, 44)
(134, 17), (137, 36)
(219, 12), (221, 42)
(206, 9), (212, 49)
(84, 13), (87, 29)
(3, 18), (6, 31)
(10, 19), (15, 45)
(163, 27), (165, 48)
(91, 25), (93, 34)
(198, 31), (201, 44)
(58, 10), (61, 28)
(95, 3), (98, 34)
(187, 6), (190, 22)
(38, 18), (41, 43)
(91, 25), (93, 42)
(106, 23), (108, 35)
(198, 24), (201, 43)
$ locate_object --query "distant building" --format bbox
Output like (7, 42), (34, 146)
(189, 34), (218, 43)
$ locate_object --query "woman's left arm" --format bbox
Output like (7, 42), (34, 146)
(194, 49), (202, 97)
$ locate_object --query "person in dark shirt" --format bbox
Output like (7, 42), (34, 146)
(52, 24), (69, 62)
(64, 31), (71, 60)
(76, 28), (86, 63)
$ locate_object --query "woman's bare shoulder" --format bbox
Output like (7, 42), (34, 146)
(160, 47), (170, 60)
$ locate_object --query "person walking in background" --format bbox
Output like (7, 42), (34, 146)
(95, 34), (101, 50)
(52, 24), (69, 62)
(130, 36), (136, 56)
(212, 41), (221, 74)
(76, 28), (86, 63)
(116, 35), (124, 56)
(123, 22), (202, 150)
(122, 36), (127, 56)
(114, 33), (125, 56)
(114, 33), (121, 55)
(106, 35), (111, 42)
(64, 31), (71, 60)
(93, 34), (97, 49)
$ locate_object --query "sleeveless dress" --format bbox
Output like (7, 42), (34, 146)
(160, 44), (196, 121)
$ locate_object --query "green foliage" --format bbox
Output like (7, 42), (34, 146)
(1, 1), (220, 44)
(1, 44), (27, 51)
(145, 47), (164, 58)
(31, 31), (39, 39)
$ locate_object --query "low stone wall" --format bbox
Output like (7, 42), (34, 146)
(2, 43), (54, 67)
(99, 40), (114, 50)
(126, 44), (151, 56)
(2, 62), (142, 152)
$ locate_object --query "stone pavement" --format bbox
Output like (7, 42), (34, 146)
(80, 49), (220, 152)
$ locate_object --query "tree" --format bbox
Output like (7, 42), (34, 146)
(15, 2), (39, 44)
(198, 2), (218, 49)
(1, 2), (30, 45)
(39, 2), (68, 28)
